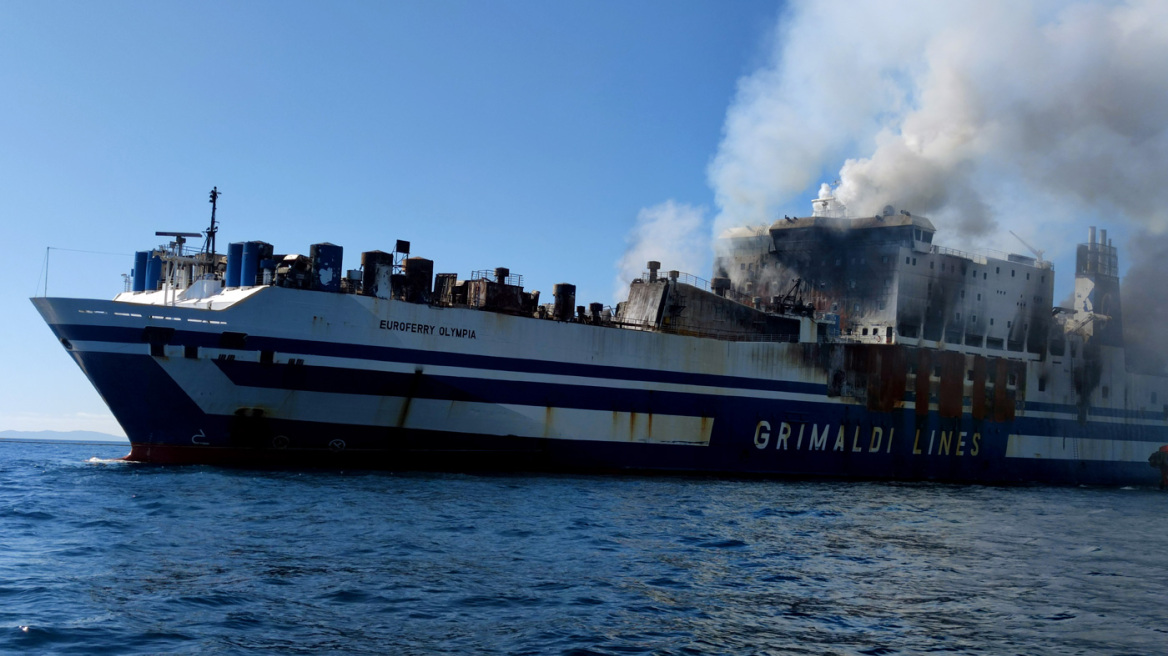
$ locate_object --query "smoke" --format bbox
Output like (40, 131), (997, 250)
(614, 200), (709, 300)
(709, 0), (1168, 241)
(1122, 231), (1168, 374)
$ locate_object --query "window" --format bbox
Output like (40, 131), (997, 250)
(1102, 386), (1110, 399)
(956, 312), (962, 321)
(967, 370), (975, 381)
(930, 261), (935, 269)
(990, 318), (994, 325)
(863, 328), (869, 335)
(1012, 270), (1016, 277)
(977, 293), (982, 301)
(961, 290), (965, 299)
(1008, 373), (1017, 387)
(1154, 392), (1159, 404)
(996, 267), (1000, 274)
(1038, 377), (1046, 391)
(1026, 273), (1030, 280)
(972, 315), (977, 323)
(933, 366), (942, 378)
(913, 258), (918, 266)
(1008, 321), (1013, 328)
(906, 257), (911, 264)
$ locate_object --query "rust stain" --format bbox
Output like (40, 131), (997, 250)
(993, 359), (1011, 422)
(937, 351), (964, 419)
(971, 355), (987, 420)
(866, 344), (907, 412)
(916, 349), (931, 417)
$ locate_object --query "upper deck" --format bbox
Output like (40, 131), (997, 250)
(716, 208), (1055, 359)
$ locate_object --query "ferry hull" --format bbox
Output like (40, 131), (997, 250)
(34, 294), (1167, 486)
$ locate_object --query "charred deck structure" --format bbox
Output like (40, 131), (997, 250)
(32, 190), (1168, 484)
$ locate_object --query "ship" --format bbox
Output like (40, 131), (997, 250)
(32, 189), (1168, 485)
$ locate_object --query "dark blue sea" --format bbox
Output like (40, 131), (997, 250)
(2, 441), (1167, 655)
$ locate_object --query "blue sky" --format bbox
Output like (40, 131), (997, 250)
(1, 1), (785, 435)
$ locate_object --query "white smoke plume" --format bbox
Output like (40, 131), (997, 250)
(709, 0), (1168, 241)
(614, 200), (708, 301)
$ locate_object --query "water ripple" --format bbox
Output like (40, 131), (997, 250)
(1, 442), (1167, 655)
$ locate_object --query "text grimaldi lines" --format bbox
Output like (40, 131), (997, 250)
(753, 421), (982, 456)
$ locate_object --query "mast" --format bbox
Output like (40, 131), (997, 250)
(205, 186), (220, 258)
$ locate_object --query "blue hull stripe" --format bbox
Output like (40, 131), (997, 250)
(55, 323), (825, 395)
(217, 361), (726, 417)
(53, 324), (1168, 434)
(66, 351), (1168, 484)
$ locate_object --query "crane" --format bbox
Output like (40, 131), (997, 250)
(1009, 230), (1045, 265)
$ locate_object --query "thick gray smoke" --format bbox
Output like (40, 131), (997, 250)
(700, 0), (1168, 370)
(620, 0), (1168, 367)
(709, 0), (1168, 242)
(1122, 232), (1168, 374)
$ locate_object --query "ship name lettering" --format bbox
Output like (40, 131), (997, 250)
(378, 319), (477, 339)
(753, 421), (771, 449)
(777, 422), (792, 449)
(438, 326), (477, 339)
(752, 420), (976, 457)
(379, 319), (435, 335)
(804, 424), (825, 450)
(912, 429), (980, 457)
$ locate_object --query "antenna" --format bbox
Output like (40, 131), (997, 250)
(156, 231), (202, 252)
(1008, 230), (1045, 264)
(204, 186), (221, 257)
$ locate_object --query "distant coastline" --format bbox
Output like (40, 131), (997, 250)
(0, 430), (127, 444)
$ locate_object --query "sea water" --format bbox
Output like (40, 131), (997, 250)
(1, 440), (1166, 655)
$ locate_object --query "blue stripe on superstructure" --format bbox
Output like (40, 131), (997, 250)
(53, 323), (826, 396)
